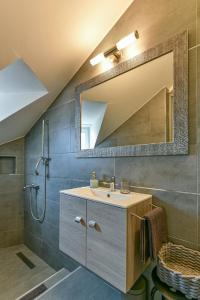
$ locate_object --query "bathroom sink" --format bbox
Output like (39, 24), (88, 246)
(90, 187), (132, 201)
(60, 186), (151, 208)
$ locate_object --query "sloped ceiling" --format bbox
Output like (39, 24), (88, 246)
(0, 0), (133, 144)
(0, 59), (48, 121)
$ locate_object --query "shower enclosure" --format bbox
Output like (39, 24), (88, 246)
(23, 119), (50, 223)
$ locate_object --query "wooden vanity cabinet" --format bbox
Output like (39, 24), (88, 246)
(59, 193), (152, 292)
(87, 201), (127, 291)
(59, 194), (86, 265)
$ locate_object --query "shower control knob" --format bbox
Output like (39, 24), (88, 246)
(88, 220), (96, 228)
(74, 216), (83, 224)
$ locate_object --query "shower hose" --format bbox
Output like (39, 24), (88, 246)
(29, 161), (47, 223)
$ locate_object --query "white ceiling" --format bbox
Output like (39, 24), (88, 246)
(0, 0), (133, 144)
(0, 59), (48, 121)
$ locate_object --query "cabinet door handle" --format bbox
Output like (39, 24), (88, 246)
(88, 220), (96, 228)
(74, 216), (83, 223)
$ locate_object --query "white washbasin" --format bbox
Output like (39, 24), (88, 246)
(90, 187), (132, 201)
(60, 186), (151, 208)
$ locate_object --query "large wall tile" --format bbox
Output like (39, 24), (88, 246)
(0, 139), (24, 248)
(152, 191), (198, 245)
(49, 128), (71, 154)
(0, 192), (23, 212)
(189, 48), (197, 145)
(170, 236), (198, 251)
(0, 230), (23, 248)
(46, 101), (75, 130)
(197, 0), (200, 44)
(24, 210), (42, 238)
(198, 192), (200, 245)
(0, 139), (24, 158)
(67, 154), (115, 181)
(40, 241), (63, 270)
(132, 187), (198, 245)
(46, 177), (71, 202)
(0, 174), (24, 192)
(197, 47), (200, 193)
(115, 146), (197, 193)
(24, 231), (42, 257)
(48, 154), (72, 178)
(49, 153), (115, 181)
(41, 221), (59, 249)
(25, 133), (43, 158)
(44, 200), (60, 227)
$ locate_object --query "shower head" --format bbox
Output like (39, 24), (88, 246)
(34, 157), (43, 176)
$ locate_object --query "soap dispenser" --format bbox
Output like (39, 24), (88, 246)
(90, 171), (99, 189)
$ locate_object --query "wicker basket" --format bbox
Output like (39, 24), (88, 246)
(157, 243), (200, 299)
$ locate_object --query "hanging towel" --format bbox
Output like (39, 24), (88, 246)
(140, 207), (168, 263)
(140, 218), (149, 264)
(143, 207), (168, 260)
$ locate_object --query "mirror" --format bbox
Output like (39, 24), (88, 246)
(81, 52), (174, 150)
(75, 31), (188, 157)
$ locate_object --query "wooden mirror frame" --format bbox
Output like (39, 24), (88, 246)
(75, 31), (188, 157)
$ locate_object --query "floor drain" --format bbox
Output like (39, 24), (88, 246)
(16, 252), (35, 269)
(18, 284), (47, 300)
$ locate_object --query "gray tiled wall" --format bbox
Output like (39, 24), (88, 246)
(0, 138), (24, 248)
(24, 0), (200, 279)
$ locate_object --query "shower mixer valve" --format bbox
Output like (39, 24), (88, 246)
(23, 184), (40, 191)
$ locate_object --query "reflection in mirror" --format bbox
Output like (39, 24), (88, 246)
(81, 52), (174, 150)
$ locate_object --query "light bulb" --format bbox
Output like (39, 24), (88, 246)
(90, 53), (105, 66)
(116, 32), (138, 50)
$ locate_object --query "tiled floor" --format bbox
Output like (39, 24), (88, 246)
(0, 244), (55, 300)
(36, 267), (123, 300)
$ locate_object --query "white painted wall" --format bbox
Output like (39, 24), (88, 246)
(0, 59), (49, 144)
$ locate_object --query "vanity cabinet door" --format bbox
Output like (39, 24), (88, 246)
(86, 201), (127, 292)
(59, 194), (86, 265)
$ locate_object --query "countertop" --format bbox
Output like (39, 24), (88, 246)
(60, 186), (152, 208)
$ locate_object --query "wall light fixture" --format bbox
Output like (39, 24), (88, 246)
(90, 31), (139, 66)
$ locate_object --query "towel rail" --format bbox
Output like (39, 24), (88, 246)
(152, 203), (159, 208)
(131, 203), (160, 220)
(131, 212), (145, 220)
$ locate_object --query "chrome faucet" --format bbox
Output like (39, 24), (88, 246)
(23, 184), (40, 191)
(99, 175), (116, 191)
(110, 176), (116, 192)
